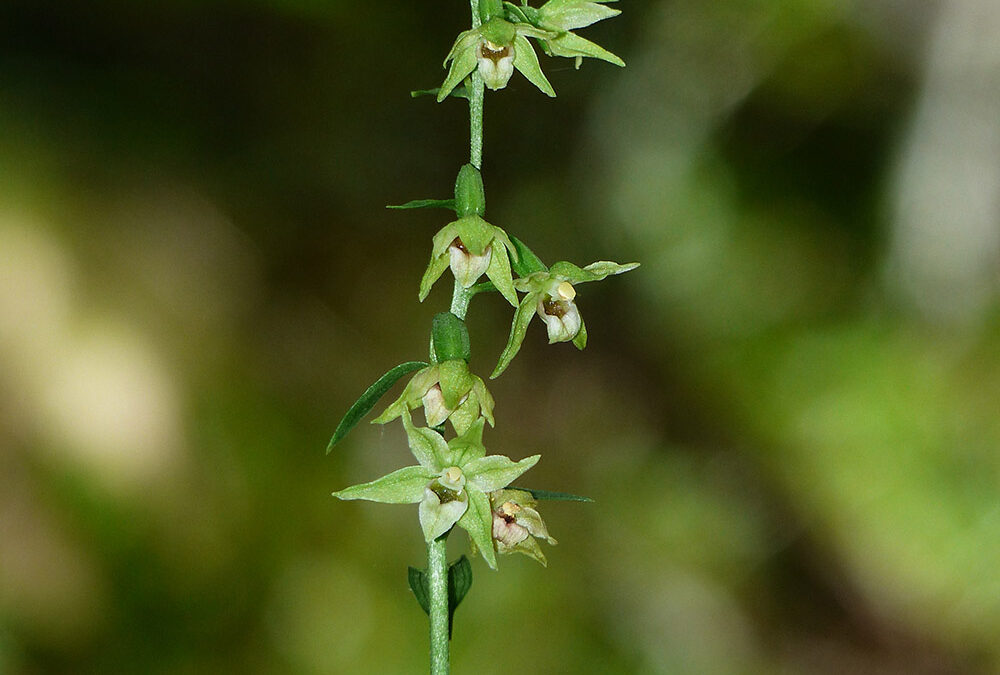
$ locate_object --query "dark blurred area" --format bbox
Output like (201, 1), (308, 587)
(2, 1), (1000, 673)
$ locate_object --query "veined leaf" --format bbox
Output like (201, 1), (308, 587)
(327, 361), (429, 453)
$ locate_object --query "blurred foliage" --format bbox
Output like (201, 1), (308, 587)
(2, 1), (999, 673)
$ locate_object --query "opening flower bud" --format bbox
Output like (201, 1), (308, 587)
(477, 40), (515, 91)
(449, 237), (492, 288)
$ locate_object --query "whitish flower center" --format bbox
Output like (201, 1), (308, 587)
(439, 466), (466, 492)
(556, 281), (576, 301)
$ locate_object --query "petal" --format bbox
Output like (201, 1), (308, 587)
(439, 43), (479, 102)
(457, 487), (497, 569)
(402, 408), (452, 471)
(466, 454), (540, 493)
(491, 292), (539, 379)
(538, 0), (620, 31)
(484, 240), (519, 307)
(419, 253), (452, 302)
(419, 488), (469, 541)
(512, 34), (555, 97)
(332, 465), (435, 504)
(447, 416), (487, 466)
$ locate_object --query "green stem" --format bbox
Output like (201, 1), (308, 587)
(428, 534), (450, 675)
(450, 283), (472, 319)
(469, 0), (484, 169)
(428, 4), (483, 673)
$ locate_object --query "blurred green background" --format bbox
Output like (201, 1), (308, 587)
(2, 1), (1000, 673)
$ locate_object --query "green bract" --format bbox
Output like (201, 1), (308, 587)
(420, 216), (520, 306)
(373, 361), (495, 435)
(333, 410), (540, 568)
(492, 259), (639, 378)
(438, 17), (557, 100)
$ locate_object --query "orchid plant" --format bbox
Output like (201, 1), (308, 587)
(327, 0), (635, 671)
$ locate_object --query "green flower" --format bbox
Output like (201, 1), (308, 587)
(438, 17), (557, 101)
(372, 360), (495, 436)
(419, 215), (520, 307)
(492, 260), (639, 378)
(333, 410), (539, 568)
(488, 488), (557, 566)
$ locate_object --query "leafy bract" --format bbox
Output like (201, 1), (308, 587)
(327, 361), (429, 453)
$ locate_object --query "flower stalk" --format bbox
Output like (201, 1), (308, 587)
(327, 0), (633, 671)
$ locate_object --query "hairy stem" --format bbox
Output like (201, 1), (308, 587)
(469, 0), (484, 169)
(429, 3), (483, 673)
(450, 283), (472, 319)
(428, 534), (450, 674)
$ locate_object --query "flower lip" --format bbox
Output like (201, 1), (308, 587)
(479, 40), (513, 64)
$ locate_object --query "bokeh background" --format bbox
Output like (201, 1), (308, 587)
(2, 1), (1000, 673)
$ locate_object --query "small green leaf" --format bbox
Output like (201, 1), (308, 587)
(332, 465), (435, 503)
(408, 556), (473, 639)
(510, 235), (548, 277)
(448, 555), (473, 620)
(411, 87), (470, 100)
(387, 198), (456, 211)
(407, 566), (430, 614)
(458, 487), (497, 569)
(327, 361), (429, 453)
(466, 454), (540, 493)
(491, 292), (539, 379)
(512, 34), (556, 97)
(513, 487), (594, 502)
(432, 312), (471, 362)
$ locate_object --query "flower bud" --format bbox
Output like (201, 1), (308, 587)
(449, 237), (492, 288)
(477, 40), (516, 91)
